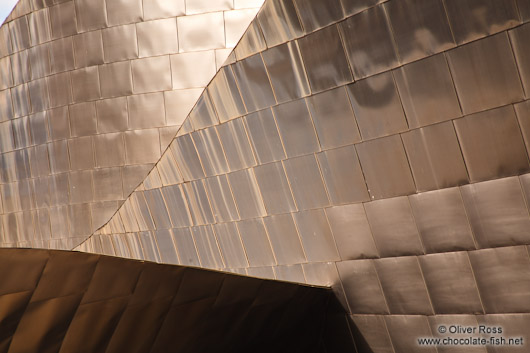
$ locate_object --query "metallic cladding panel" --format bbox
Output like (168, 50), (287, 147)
(4, 0), (530, 350)
(0, 0), (264, 247)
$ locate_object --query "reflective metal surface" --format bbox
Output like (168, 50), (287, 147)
(0, 0), (264, 248)
(3, 0), (530, 351)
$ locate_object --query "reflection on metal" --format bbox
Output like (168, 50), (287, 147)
(0, 248), (341, 352)
(2, 0), (530, 351)
(0, 0), (264, 248)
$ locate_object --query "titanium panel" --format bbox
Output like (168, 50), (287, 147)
(137, 18), (178, 57)
(257, 0), (303, 47)
(444, 0), (520, 44)
(468, 246), (530, 313)
(446, 32), (524, 114)
(409, 187), (476, 253)
(204, 175), (239, 223)
(339, 5), (398, 79)
(375, 256), (433, 315)
(215, 118), (256, 171)
(347, 72), (408, 140)
(325, 204), (379, 260)
(419, 251), (483, 314)
(261, 41), (310, 103)
(244, 109), (286, 164)
(283, 154), (329, 210)
(236, 218), (276, 267)
(336, 259), (388, 314)
(394, 53), (462, 128)
(385, 0), (454, 63)
(293, 0), (344, 32)
(273, 99), (320, 158)
(232, 53), (276, 113)
(306, 86), (361, 150)
(454, 105), (529, 182)
(263, 213), (306, 265)
(131, 57), (172, 94)
(171, 228), (201, 267)
(253, 161), (296, 214)
(364, 197), (424, 257)
(317, 145), (370, 205)
(71, 66), (101, 103)
(356, 135), (416, 199)
(170, 51), (216, 90)
(191, 225), (224, 269)
(460, 177), (530, 248)
(293, 209), (340, 262)
(402, 121), (468, 191)
(227, 169), (266, 219)
(212, 222), (248, 268)
(509, 23), (530, 98)
(207, 66), (246, 123)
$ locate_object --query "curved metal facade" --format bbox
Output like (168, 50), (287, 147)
(3, 0), (530, 352)
(0, 0), (263, 249)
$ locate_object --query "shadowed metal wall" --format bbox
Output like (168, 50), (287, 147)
(0, 248), (343, 353)
(74, 0), (530, 351)
(0, 0), (263, 249)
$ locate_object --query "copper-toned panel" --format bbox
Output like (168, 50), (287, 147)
(510, 23), (530, 98)
(212, 222), (248, 268)
(365, 197), (424, 257)
(244, 108), (286, 164)
(356, 135), (416, 199)
(375, 257), (433, 315)
(102, 24), (138, 63)
(454, 106), (529, 182)
(254, 161), (296, 214)
(347, 72), (408, 140)
(385, 316), (436, 353)
(257, 0), (303, 47)
(469, 246), (530, 313)
(106, 0), (143, 26)
(421, 251), (483, 314)
(232, 53), (275, 113)
(317, 145), (369, 205)
(444, 0), (520, 44)
(461, 177), (530, 248)
(293, 209), (339, 262)
(307, 86), (361, 150)
(137, 18), (178, 57)
(283, 154), (329, 210)
(236, 218), (276, 267)
(409, 187), (475, 253)
(227, 169), (266, 219)
(402, 121), (468, 191)
(446, 32), (524, 114)
(261, 41), (310, 103)
(385, 0), (454, 63)
(394, 53), (462, 128)
(273, 99), (320, 158)
(298, 25), (352, 93)
(350, 315), (395, 353)
(191, 225), (224, 269)
(204, 175), (239, 223)
(215, 118), (256, 171)
(263, 213), (305, 265)
(336, 259), (388, 314)
(98, 61), (133, 98)
(177, 12), (225, 52)
(325, 204), (379, 260)
(340, 5), (398, 79)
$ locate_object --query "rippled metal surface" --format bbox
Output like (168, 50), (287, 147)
(0, 248), (337, 353)
(4, 0), (530, 351)
(0, 0), (264, 248)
